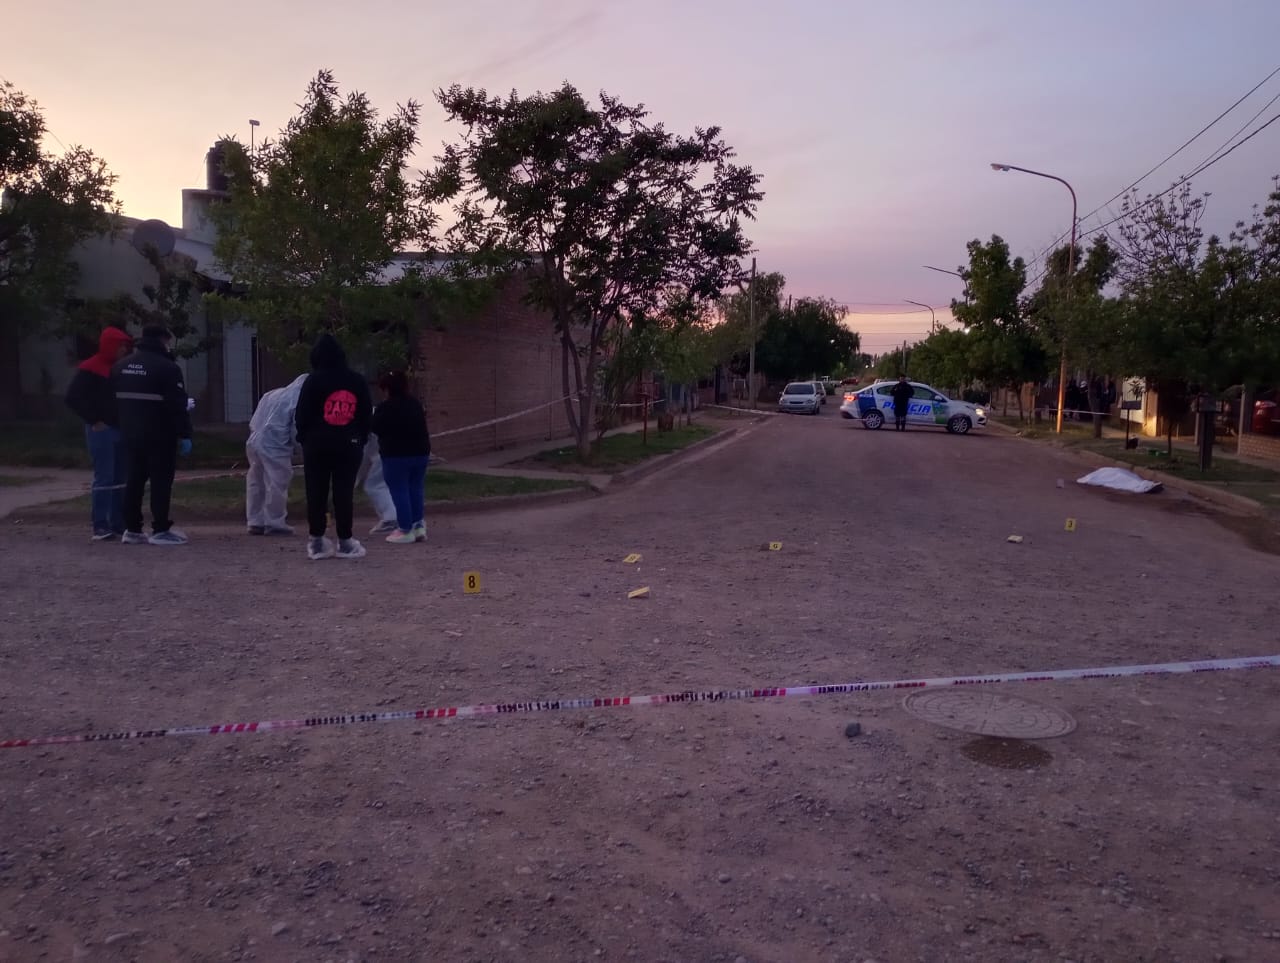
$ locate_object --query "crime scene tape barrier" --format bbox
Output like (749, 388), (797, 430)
(3, 653), (1276, 751)
(86, 398), (577, 491)
(434, 396), (572, 438)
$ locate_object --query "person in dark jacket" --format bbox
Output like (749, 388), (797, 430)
(65, 326), (134, 540)
(890, 375), (914, 432)
(371, 371), (431, 544)
(295, 333), (372, 561)
(112, 325), (192, 545)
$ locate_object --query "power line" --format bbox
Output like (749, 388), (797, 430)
(1084, 110), (1280, 241)
(1022, 109), (1280, 291)
(1020, 63), (1280, 273)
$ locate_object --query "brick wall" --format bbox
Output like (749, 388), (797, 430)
(415, 277), (573, 460)
(1238, 432), (1280, 463)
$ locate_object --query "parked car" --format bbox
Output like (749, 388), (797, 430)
(840, 380), (987, 434)
(812, 381), (828, 404)
(1254, 394), (1280, 435)
(777, 381), (822, 415)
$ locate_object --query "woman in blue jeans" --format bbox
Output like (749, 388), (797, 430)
(370, 371), (431, 544)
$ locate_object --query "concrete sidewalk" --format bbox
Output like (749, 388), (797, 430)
(0, 468), (94, 520)
(438, 419), (653, 491)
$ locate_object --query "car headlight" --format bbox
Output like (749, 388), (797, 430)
(975, 407), (986, 417)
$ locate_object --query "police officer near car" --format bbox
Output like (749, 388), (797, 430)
(891, 374), (914, 432)
(111, 324), (193, 545)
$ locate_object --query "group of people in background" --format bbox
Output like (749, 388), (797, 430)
(67, 328), (431, 561)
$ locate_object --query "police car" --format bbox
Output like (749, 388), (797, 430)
(839, 380), (987, 434)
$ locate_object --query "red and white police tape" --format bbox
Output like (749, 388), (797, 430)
(3, 653), (1277, 751)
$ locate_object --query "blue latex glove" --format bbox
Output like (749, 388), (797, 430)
(179, 438), (193, 457)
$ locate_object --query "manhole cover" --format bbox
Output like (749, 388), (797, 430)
(902, 689), (1076, 739)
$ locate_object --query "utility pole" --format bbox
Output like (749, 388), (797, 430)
(748, 257), (757, 410)
(902, 340), (908, 377)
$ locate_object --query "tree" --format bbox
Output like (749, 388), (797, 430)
(1112, 183), (1255, 456)
(211, 70), (450, 371)
(711, 271), (785, 376)
(657, 313), (719, 425)
(425, 82), (762, 460)
(0, 80), (119, 333)
(755, 297), (859, 381)
(1025, 236), (1121, 436)
(905, 327), (973, 394)
(952, 235), (1044, 420)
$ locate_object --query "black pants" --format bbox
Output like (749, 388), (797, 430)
(303, 444), (362, 540)
(894, 410), (908, 431)
(123, 440), (178, 533)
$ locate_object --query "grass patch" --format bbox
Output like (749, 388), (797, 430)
(0, 419), (246, 470)
(24, 470), (583, 521)
(0, 474), (48, 487)
(995, 416), (1100, 441)
(533, 425), (717, 470)
(1075, 442), (1280, 486)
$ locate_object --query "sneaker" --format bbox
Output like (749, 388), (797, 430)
(411, 522), (427, 543)
(264, 525), (295, 536)
(385, 530), (417, 544)
(369, 519), (398, 535)
(247, 525), (266, 536)
(307, 536), (335, 560)
(121, 531), (149, 545)
(335, 538), (367, 559)
(149, 529), (189, 546)
(91, 530), (117, 542)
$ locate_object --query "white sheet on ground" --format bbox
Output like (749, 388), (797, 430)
(1076, 467), (1163, 494)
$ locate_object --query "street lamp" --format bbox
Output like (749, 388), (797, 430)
(904, 299), (936, 333)
(990, 162), (1077, 433)
(922, 264), (963, 279)
(249, 118), (260, 154)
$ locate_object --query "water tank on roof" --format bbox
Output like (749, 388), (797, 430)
(205, 142), (229, 192)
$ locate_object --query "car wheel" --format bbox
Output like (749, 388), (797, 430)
(863, 411), (884, 430)
(947, 415), (972, 435)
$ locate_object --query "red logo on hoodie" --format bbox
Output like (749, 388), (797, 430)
(323, 390), (357, 426)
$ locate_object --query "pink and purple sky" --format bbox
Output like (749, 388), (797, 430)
(9, 0), (1280, 354)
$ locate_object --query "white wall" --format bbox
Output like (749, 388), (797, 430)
(222, 323), (256, 423)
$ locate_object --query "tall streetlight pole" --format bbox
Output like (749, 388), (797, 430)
(249, 118), (260, 154)
(903, 299), (936, 333)
(990, 162), (1076, 433)
(747, 257), (757, 410)
(922, 264), (963, 279)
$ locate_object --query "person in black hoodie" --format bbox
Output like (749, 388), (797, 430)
(295, 333), (372, 560)
(65, 326), (134, 540)
(112, 325), (193, 545)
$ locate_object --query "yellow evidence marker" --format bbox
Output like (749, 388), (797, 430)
(627, 587), (651, 600)
(463, 571), (482, 594)
(623, 553), (642, 564)
(1065, 518), (1078, 532)
(768, 542), (783, 552)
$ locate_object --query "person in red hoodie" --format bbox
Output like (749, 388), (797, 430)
(65, 326), (134, 540)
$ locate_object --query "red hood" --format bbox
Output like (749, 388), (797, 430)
(78, 327), (133, 378)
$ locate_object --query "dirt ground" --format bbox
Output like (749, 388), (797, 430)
(2, 411), (1278, 963)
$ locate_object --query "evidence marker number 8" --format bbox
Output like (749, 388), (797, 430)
(464, 571), (482, 595)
